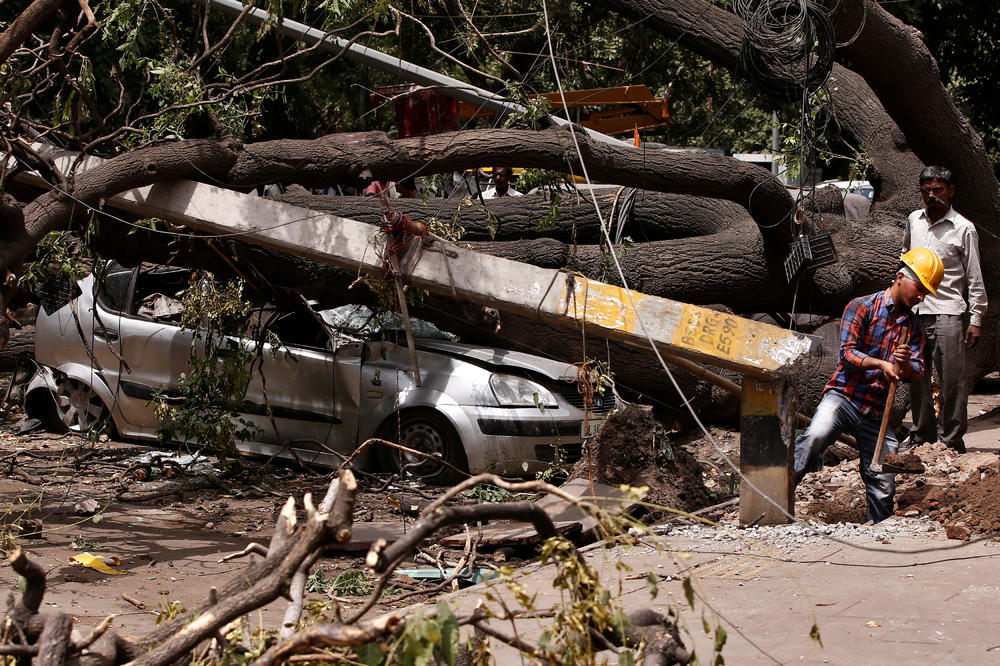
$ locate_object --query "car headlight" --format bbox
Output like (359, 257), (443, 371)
(489, 373), (558, 408)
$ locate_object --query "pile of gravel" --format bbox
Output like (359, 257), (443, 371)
(647, 515), (945, 547)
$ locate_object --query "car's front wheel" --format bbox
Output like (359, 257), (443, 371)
(386, 410), (469, 485)
(49, 378), (109, 434)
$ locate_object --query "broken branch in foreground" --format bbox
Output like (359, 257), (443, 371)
(0, 468), (692, 665)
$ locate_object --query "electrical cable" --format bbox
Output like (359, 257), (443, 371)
(734, 0), (836, 102)
(539, 0), (998, 558)
(23, 0), (997, 558)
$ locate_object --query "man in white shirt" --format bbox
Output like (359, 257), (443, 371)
(902, 166), (988, 453)
(481, 166), (522, 199)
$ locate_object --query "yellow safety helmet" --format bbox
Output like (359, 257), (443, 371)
(900, 247), (944, 295)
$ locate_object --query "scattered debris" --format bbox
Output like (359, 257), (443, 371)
(883, 451), (925, 474)
(13, 517), (43, 539)
(440, 479), (637, 547)
(14, 418), (42, 434)
(394, 567), (495, 586)
(797, 441), (1000, 537)
(74, 498), (102, 515)
(124, 451), (218, 479)
(121, 592), (146, 609)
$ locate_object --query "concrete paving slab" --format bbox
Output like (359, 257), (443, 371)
(432, 526), (1000, 663)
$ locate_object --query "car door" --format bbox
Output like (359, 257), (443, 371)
(110, 266), (196, 429)
(237, 308), (359, 467)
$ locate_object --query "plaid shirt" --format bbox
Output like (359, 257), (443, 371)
(824, 290), (925, 420)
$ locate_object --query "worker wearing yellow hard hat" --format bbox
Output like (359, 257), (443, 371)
(899, 247), (944, 295)
(793, 247), (943, 523)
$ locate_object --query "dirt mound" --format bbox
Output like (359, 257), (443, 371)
(897, 447), (1000, 539)
(570, 404), (711, 519)
(798, 441), (1000, 536)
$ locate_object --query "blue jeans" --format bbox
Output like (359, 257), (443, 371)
(794, 391), (897, 523)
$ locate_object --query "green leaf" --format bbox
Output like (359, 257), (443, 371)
(646, 571), (659, 599)
(714, 625), (728, 651)
(702, 612), (710, 635)
(538, 631), (551, 650)
(619, 649), (636, 666)
(714, 654), (725, 666)
(683, 576), (695, 608)
(810, 623), (823, 647)
(356, 642), (386, 666)
(436, 600), (459, 666)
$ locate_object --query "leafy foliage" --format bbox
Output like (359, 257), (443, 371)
(387, 601), (460, 666)
(465, 483), (514, 503)
(537, 536), (636, 664)
(887, 1), (1000, 167)
(17, 232), (90, 294)
(152, 274), (277, 461)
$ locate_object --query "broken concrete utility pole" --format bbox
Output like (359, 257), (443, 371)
(20, 146), (819, 525)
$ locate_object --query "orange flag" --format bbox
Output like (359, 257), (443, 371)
(634, 125), (640, 147)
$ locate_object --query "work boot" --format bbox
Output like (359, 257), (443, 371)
(946, 441), (967, 454)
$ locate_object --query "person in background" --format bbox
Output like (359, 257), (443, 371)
(481, 166), (522, 199)
(902, 166), (988, 454)
(396, 177), (419, 199)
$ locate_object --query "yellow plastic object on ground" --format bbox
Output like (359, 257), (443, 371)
(70, 552), (125, 575)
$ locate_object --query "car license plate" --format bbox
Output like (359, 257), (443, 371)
(582, 418), (606, 439)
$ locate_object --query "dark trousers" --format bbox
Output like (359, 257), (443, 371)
(910, 314), (968, 449)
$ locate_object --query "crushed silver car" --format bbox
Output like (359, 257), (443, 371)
(26, 263), (619, 483)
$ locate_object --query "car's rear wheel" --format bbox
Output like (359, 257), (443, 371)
(49, 378), (108, 434)
(388, 410), (468, 485)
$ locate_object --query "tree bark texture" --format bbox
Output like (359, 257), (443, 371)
(594, 0), (998, 381)
(227, 127), (796, 249)
(269, 189), (739, 243)
(5, 0), (998, 398)
(0, 0), (68, 65)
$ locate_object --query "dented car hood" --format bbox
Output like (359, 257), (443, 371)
(414, 339), (578, 381)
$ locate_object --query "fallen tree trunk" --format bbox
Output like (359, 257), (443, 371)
(269, 188), (741, 243)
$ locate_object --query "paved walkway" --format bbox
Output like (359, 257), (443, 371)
(436, 386), (1000, 663)
(438, 526), (1000, 664)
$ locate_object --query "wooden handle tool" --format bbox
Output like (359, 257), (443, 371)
(870, 328), (908, 474)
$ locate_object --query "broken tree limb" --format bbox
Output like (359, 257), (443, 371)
(366, 502), (561, 574)
(279, 478), (343, 639)
(253, 615), (404, 666)
(130, 470), (358, 665)
(269, 189), (738, 243)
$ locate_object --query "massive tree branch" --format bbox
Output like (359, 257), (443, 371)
(826, 0), (1000, 223)
(3, 140), (241, 273)
(270, 189), (737, 243)
(227, 127), (796, 251)
(0, 0), (68, 65)
(599, 0), (923, 206)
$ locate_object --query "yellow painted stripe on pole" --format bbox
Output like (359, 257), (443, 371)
(672, 304), (747, 362)
(562, 277), (641, 333)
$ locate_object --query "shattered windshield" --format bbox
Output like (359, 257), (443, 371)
(320, 305), (458, 342)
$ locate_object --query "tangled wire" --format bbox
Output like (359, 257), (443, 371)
(734, 0), (836, 101)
